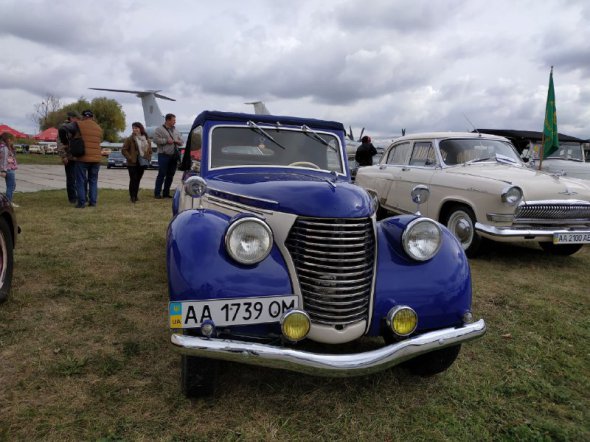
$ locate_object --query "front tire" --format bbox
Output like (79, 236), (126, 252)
(442, 205), (482, 258)
(539, 242), (583, 256)
(0, 217), (15, 303)
(181, 355), (218, 398)
(404, 345), (461, 376)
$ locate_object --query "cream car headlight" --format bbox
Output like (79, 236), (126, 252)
(402, 218), (442, 261)
(501, 186), (523, 205)
(225, 217), (273, 264)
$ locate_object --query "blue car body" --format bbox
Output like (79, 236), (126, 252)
(167, 111), (485, 396)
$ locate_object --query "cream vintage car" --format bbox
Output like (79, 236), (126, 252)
(355, 132), (590, 257)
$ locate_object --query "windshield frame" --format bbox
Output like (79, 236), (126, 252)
(206, 123), (347, 175)
(438, 137), (524, 167)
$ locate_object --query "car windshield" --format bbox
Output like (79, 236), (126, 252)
(546, 143), (584, 161)
(109, 152), (124, 159)
(439, 139), (522, 166)
(209, 126), (344, 173)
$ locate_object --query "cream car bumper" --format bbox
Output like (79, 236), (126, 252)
(476, 222), (590, 242)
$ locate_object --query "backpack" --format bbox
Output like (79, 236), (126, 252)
(67, 123), (85, 157)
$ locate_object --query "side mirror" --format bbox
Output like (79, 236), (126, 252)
(411, 185), (429, 215)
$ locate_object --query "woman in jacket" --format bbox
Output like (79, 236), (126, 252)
(0, 132), (18, 206)
(122, 122), (152, 203)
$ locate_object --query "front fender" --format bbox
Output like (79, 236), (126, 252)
(369, 215), (472, 335)
(167, 209), (292, 301)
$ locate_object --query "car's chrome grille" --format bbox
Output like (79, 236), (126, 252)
(514, 203), (590, 223)
(285, 217), (375, 326)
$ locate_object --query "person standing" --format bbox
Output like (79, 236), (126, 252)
(355, 135), (378, 167)
(57, 111), (81, 203)
(122, 122), (152, 203)
(153, 113), (183, 198)
(60, 110), (103, 208)
(0, 132), (18, 206)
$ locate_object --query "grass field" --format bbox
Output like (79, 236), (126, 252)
(1, 190), (589, 441)
(15, 153), (108, 166)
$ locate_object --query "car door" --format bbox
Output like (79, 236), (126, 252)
(380, 142), (412, 210)
(388, 141), (438, 213)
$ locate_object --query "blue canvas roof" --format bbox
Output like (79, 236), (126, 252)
(191, 110), (345, 132)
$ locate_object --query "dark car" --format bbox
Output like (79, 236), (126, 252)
(166, 111), (486, 397)
(107, 151), (127, 169)
(149, 155), (159, 169)
(0, 194), (17, 302)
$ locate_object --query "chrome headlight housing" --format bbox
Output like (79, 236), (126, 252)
(225, 217), (273, 265)
(501, 186), (523, 205)
(402, 218), (442, 261)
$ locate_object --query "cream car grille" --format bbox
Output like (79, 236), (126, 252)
(285, 217), (375, 326)
(514, 203), (590, 223)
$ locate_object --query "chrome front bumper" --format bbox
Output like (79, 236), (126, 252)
(170, 319), (486, 377)
(476, 222), (590, 242)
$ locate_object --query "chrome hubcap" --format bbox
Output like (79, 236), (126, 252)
(448, 211), (473, 248)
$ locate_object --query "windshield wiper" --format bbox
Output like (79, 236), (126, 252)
(466, 157), (492, 164)
(247, 121), (286, 150)
(301, 125), (337, 152)
(549, 157), (583, 162)
(494, 153), (518, 164)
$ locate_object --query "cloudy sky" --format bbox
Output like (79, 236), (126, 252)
(1, 0), (589, 140)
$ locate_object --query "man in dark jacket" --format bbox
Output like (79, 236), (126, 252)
(57, 111), (80, 203)
(355, 135), (378, 167)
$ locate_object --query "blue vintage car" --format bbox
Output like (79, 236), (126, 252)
(167, 111), (486, 397)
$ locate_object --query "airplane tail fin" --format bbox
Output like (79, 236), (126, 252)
(89, 88), (175, 127)
(245, 101), (270, 115)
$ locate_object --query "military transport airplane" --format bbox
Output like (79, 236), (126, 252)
(89, 87), (270, 141)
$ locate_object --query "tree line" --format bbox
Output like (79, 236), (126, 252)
(32, 94), (126, 143)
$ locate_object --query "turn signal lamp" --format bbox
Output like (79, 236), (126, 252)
(387, 306), (418, 337)
(281, 310), (311, 342)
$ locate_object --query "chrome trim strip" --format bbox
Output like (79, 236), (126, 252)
(208, 187), (279, 205)
(170, 319), (486, 377)
(476, 222), (590, 239)
(207, 195), (272, 215)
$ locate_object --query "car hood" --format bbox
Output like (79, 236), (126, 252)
(445, 163), (590, 201)
(541, 159), (590, 181)
(207, 171), (373, 217)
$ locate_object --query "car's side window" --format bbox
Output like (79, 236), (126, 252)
(386, 142), (412, 165)
(409, 142), (436, 167)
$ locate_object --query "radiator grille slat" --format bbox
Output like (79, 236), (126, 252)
(514, 203), (590, 222)
(286, 217), (375, 326)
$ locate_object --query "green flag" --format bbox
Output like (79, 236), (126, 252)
(542, 68), (559, 159)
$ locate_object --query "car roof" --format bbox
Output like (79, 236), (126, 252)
(388, 131), (511, 144)
(191, 110), (345, 132)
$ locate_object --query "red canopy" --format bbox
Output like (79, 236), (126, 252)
(0, 124), (29, 139)
(34, 127), (58, 141)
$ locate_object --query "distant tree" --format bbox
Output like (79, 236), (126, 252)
(89, 97), (126, 142)
(42, 96), (126, 143)
(32, 94), (62, 130)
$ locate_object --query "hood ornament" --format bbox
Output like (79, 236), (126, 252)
(559, 187), (577, 196)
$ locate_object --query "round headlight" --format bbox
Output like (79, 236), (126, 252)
(501, 186), (523, 205)
(225, 217), (273, 264)
(402, 218), (442, 261)
(386, 306), (418, 336)
(281, 310), (311, 342)
(184, 176), (208, 197)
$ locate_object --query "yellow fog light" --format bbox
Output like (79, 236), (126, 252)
(281, 310), (311, 342)
(387, 306), (418, 337)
